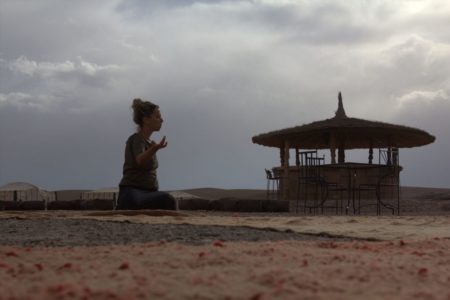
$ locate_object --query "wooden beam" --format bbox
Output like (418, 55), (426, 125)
(279, 146), (284, 167)
(330, 133), (336, 164)
(283, 140), (290, 200)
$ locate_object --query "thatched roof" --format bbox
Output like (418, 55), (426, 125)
(252, 93), (435, 149)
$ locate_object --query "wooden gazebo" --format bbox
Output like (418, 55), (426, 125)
(252, 92), (435, 211)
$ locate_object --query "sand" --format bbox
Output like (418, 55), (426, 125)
(1, 239), (449, 300)
(0, 219), (339, 247)
(1, 186), (449, 299)
(1, 210), (449, 241)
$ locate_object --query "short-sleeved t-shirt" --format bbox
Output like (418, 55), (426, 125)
(119, 133), (159, 191)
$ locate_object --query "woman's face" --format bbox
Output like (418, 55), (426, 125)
(143, 108), (163, 131)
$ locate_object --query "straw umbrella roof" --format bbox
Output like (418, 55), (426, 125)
(252, 93), (435, 149)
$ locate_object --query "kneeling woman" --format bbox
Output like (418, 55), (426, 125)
(117, 98), (177, 210)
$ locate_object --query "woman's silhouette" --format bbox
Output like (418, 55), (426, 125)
(117, 98), (177, 210)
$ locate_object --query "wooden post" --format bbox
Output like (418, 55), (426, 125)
(387, 147), (392, 165)
(336, 134), (345, 163)
(392, 148), (399, 165)
(338, 144), (345, 163)
(330, 134), (336, 164)
(368, 139), (373, 164)
(279, 146), (284, 167)
(283, 140), (290, 200)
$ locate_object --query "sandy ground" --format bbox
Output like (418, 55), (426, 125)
(0, 219), (337, 247)
(1, 239), (449, 300)
(1, 186), (450, 299)
(2, 210), (448, 241)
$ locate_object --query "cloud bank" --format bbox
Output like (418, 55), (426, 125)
(1, 0), (450, 190)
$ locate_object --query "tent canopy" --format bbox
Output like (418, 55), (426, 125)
(0, 182), (55, 202)
(81, 187), (118, 200)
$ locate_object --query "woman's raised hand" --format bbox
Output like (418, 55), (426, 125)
(155, 136), (168, 150)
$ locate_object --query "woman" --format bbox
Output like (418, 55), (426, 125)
(117, 98), (177, 210)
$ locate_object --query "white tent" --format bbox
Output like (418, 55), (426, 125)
(81, 188), (200, 201)
(0, 182), (54, 210)
(81, 187), (119, 201)
(80, 188), (200, 210)
(0, 182), (55, 202)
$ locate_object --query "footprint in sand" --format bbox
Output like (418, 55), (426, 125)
(86, 210), (190, 217)
(285, 219), (306, 225)
(391, 221), (403, 225)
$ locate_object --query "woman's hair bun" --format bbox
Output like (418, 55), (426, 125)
(132, 98), (144, 110)
(131, 98), (158, 127)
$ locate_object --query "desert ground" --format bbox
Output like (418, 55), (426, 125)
(0, 186), (449, 300)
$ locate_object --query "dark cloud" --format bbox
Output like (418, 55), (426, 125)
(115, 0), (239, 17)
(239, 2), (383, 45)
(0, 1), (121, 61)
(0, 103), (129, 189)
(1, 1), (450, 190)
(393, 94), (450, 188)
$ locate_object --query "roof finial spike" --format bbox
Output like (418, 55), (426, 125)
(335, 91), (347, 118)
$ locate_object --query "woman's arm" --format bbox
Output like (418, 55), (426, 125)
(135, 136), (167, 167)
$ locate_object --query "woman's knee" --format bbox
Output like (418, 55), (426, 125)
(152, 192), (177, 210)
(117, 188), (177, 210)
(128, 191), (175, 210)
(117, 188), (134, 210)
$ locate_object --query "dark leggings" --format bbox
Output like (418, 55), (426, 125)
(117, 186), (177, 210)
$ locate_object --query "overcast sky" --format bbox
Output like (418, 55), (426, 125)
(1, 0), (450, 191)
